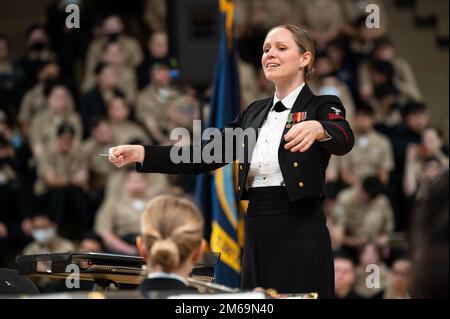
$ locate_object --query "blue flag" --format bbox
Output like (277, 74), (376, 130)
(195, 0), (242, 288)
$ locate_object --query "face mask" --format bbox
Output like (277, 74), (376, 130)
(157, 88), (170, 100)
(32, 228), (56, 244)
(30, 42), (46, 52)
(43, 77), (59, 86)
(357, 135), (369, 149)
(107, 33), (121, 41)
(131, 200), (145, 212)
(319, 85), (340, 97)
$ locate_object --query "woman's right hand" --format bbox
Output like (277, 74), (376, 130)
(109, 145), (145, 168)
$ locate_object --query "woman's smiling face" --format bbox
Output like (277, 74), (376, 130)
(261, 27), (308, 84)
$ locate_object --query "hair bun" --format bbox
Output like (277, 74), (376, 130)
(150, 238), (180, 272)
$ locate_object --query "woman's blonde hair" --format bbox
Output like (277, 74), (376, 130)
(140, 194), (204, 273)
(267, 24), (316, 82)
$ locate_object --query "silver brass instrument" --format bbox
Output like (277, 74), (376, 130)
(187, 277), (240, 293)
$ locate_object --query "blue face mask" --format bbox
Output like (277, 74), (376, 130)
(32, 228), (56, 244)
(131, 200), (145, 212)
(158, 88), (170, 100)
(319, 85), (340, 98)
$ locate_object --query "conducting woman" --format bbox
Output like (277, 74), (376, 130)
(110, 24), (354, 298)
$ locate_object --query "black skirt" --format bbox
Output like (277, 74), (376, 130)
(241, 186), (334, 298)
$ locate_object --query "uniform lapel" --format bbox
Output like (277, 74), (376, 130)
(248, 97), (273, 139)
(241, 97), (272, 163)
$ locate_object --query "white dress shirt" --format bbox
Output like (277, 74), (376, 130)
(247, 83), (305, 189)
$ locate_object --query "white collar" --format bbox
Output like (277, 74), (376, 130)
(147, 272), (188, 286)
(272, 82), (305, 111)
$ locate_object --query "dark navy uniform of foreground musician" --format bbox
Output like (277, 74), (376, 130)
(110, 25), (354, 298)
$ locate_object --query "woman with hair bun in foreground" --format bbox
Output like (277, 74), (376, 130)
(136, 194), (206, 295)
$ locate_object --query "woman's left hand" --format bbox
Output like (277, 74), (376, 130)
(284, 120), (327, 153)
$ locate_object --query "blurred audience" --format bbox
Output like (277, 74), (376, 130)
(94, 169), (167, 255)
(29, 82), (81, 160)
(373, 254), (411, 299)
(0, 1), (447, 298)
(333, 250), (364, 299)
(34, 122), (90, 238)
(340, 103), (394, 187)
(107, 94), (150, 145)
(84, 14), (143, 80)
(354, 242), (389, 298)
(136, 31), (170, 89)
(333, 176), (394, 258)
(136, 61), (180, 144)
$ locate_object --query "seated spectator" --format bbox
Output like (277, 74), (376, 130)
(23, 213), (74, 256)
(295, 0), (345, 51)
(373, 254), (411, 299)
(361, 37), (422, 103)
(333, 176), (394, 257)
(136, 194), (205, 295)
(340, 103), (394, 187)
(82, 39), (137, 103)
(360, 59), (396, 103)
(17, 23), (57, 91)
(333, 250), (364, 299)
(78, 232), (104, 253)
(404, 127), (449, 195)
(136, 31), (170, 89)
(389, 102), (430, 230)
(34, 123), (91, 237)
(372, 83), (402, 129)
(404, 155), (447, 201)
(165, 92), (201, 136)
(315, 72), (355, 126)
(82, 117), (116, 211)
(95, 169), (166, 255)
(22, 213), (74, 292)
(354, 242), (389, 298)
(29, 81), (81, 160)
(84, 14), (143, 81)
(104, 152), (170, 202)
(136, 61), (181, 144)
(79, 63), (120, 138)
(107, 94), (150, 145)
(18, 61), (75, 139)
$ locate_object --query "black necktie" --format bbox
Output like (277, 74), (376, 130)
(273, 101), (287, 113)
